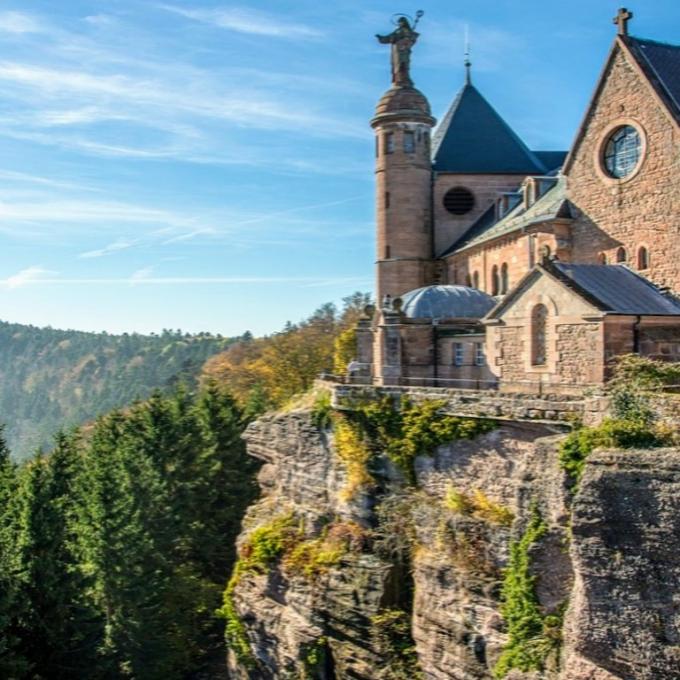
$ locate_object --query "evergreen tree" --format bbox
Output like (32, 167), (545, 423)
(13, 433), (102, 679)
(76, 412), (177, 679)
(0, 429), (26, 678)
(194, 383), (260, 578)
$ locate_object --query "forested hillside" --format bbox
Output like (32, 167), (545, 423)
(0, 321), (235, 460)
(0, 385), (259, 679)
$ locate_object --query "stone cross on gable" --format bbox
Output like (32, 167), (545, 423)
(613, 7), (633, 36)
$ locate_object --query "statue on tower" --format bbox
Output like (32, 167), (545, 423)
(376, 12), (423, 87)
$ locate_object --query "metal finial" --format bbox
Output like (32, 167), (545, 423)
(464, 24), (471, 84)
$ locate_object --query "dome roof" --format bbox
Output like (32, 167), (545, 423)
(371, 86), (436, 128)
(399, 285), (495, 319)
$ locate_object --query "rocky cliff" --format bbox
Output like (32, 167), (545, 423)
(224, 396), (680, 680)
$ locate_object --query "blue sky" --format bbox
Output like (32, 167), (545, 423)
(0, 1), (677, 336)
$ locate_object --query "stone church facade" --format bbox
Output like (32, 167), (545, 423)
(356, 10), (680, 392)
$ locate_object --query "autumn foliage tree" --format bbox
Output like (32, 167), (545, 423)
(202, 292), (371, 413)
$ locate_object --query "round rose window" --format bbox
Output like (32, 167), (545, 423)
(603, 125), (641, 179)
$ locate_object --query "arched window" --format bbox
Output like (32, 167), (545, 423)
(598, 252), (607, 264)
(500, 263), (509, 294)
(472, 271), (479, 289)
(637, 246), (649, 270)
(531, 304), (548, 366)
(491, 265), (500, 295)
(616, 247), (627, 263)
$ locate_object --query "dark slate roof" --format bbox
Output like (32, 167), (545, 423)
(432, 83), (548, 174)
(551, 262), (680, 316)
(626, 37), (680, 122)
(441, 175), (570, 257)
(533, 151), (567, 173)
(400, 285), (496, 319)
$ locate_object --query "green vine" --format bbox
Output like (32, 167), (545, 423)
(494, 505), (562, 678)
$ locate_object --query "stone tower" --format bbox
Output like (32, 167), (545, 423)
(372, 17), (436, 302)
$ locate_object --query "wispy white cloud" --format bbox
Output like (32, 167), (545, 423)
(78, 238), (138, 259)
(129, 266), (155, 284)
(161, 229), (215, 245)
(0, 274), (371, 287)
(0, 11), (43, 35)
(158, 5), (323, 39)
(4, 265), (56, 288)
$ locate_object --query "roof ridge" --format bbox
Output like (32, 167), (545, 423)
(625, 36), (680, 117)
(628, 35), (680, 50)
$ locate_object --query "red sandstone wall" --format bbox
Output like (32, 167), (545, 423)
(566, 43), (680, 293)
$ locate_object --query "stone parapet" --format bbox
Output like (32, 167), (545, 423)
(320, 380), (601, 426)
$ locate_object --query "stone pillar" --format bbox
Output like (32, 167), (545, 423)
(374, 309), (403, 386)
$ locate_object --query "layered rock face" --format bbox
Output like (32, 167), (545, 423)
(228, 407), (680, 680)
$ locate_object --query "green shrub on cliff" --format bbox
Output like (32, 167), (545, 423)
(339, 396), (495, 486)
(494, 506), (561, 678)
(444, 486), (514, 527)
(559, 418), (674, 483)
(370, 608), (423, 679)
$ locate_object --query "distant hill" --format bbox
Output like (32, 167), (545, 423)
(0, 320), (235, 460)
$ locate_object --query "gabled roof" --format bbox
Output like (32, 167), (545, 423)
(441, 175), (571, 257)
(564, 34), (680, 173)
(487, 261), (680, 320)
(550, 262), (680, 315)
(625, 37), (680, 122)
(431, 83), (548, 174)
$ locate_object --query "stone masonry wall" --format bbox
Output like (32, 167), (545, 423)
(433, 173), (526, 256)
(566, 42), (680, 293)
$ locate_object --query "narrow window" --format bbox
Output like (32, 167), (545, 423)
(403, 131), (415, 153)
(616, 246), (627, 263)
(474, 343), (485, 366)
(384, 245), (391, 258)
(637, 246), (649, 269)
(453, 343), (464, 367)
(598, 252), (607, 264)
(385, 132), (395, 154)
(385, 191), (390, 209)
(500, 263), (509, 294)
(491, 265), (500, 295)
(531, 304), (548, 366)
(465, 274), (472, 287)
(375, 135), (379, 157)
(472, 271), (480, 289)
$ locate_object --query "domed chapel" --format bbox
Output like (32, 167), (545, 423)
(353, 8), (680, 392)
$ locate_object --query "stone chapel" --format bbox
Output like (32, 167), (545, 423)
(354, 8), (680, 393)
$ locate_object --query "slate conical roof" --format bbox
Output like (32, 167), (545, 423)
(432, 83), (547, 174)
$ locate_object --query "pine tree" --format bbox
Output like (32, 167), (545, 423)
(194, 383), (260, 578)
(13, 432), (102, 679)
(76, 412), (177, 679)
(0, 428), (26, 678)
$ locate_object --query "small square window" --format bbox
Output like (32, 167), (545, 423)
(403, 131), (415, 153)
